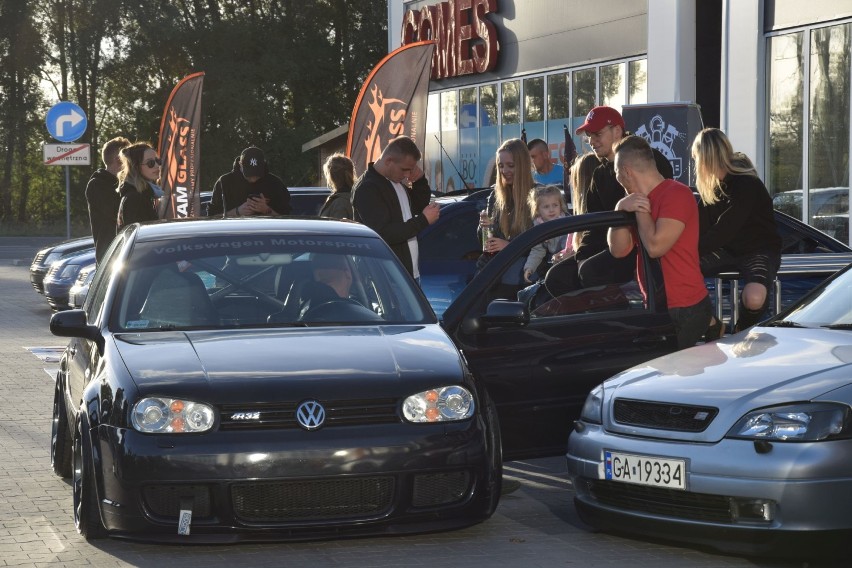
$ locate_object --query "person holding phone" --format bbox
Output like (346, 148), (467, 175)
(208, 146), (292, 217)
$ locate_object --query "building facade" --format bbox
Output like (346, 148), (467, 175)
(383, 0), (851, 244)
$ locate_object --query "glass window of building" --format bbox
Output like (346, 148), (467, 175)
(524, 76), (545, 142)
(501, 80), (521, 140)
(425, 93), (442, 194)
(440, 90), (461, 191)
(573, 68), (596, 119)
(479, 84), (500, 188)
(547, 73), (571, 163)
(600, 62), (626, 112)
(628, 60), (648, 104)
(459, 88), (478, 188)
(767, 33), (804, 198)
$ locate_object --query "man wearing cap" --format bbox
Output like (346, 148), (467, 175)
(208, 146), (291, 217)
(572, 105), (673, 287)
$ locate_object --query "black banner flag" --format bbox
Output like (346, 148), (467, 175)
(346, 41), (435, 177)
(158, 72), (204, 218)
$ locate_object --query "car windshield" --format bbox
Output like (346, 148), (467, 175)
(111, 234), (433, 330)
(779, 267), (852, 328)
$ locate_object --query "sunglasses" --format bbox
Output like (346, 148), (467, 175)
(143, 158), (162, 168)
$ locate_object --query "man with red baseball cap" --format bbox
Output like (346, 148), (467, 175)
(544, 106), (674, 296)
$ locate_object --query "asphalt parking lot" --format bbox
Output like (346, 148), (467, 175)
(0, 238), (839, 567)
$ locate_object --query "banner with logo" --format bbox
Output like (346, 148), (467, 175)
(346, 41), (435, 177)
(158, 72), (204, 218)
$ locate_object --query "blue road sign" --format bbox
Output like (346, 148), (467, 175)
(46, 102), (87, 143)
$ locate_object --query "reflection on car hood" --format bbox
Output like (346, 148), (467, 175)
(113, 325), (465, 403)
(604, 327), (852, 440)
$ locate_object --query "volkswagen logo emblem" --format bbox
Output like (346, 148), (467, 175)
(296, 400), (326, 430)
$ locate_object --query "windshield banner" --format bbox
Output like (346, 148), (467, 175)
(158, 71), (204, 219)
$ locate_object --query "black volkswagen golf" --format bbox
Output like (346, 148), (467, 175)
(50, 218), (501, 542)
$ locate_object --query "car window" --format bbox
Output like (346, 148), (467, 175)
(83, 234), (125, 319)
(290, 192), (328, 216)
(110, 234), (433, 331)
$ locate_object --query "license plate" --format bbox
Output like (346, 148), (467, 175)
(603, 450), (686, 490)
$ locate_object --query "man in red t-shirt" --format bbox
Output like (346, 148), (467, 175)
(607, 136), (711, 349)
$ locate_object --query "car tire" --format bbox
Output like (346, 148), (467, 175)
(481, 392), (503, 517)
(51, 378), (72, 478)
(72, 416), (106, 540)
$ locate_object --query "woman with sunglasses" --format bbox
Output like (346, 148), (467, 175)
(116, 142), (168, 230)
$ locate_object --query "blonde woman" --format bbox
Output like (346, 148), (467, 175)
(692, 128), (781, 336)
(116, 142), (168, 230)
(319, 153), (355, 219)
(476, 138), (537, 294)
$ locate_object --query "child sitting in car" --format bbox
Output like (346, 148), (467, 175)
(523, 185), (570, 283)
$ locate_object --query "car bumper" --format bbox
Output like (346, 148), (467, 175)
(566, 422), (852, 555)
(44, 281), (73, 309)
(93, 419), (494, 541)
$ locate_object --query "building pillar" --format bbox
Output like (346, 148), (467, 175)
(720, 0), (764, 173)
(647, 0), (697, 104)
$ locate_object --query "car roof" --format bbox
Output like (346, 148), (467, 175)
(129, 216), (377, 241)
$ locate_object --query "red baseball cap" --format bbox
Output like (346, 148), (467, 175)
(574, 106), (625, 135)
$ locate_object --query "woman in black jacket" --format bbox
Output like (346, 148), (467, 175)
(116, 142), (168, 230)
(692, 128), (782, 337)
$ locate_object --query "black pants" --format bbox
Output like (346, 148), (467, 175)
(544, 248), (636, 297)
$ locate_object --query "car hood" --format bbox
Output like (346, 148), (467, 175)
(113, 325), (466, 403)
(601, 327), (852, 441)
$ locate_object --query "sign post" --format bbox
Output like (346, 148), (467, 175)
(45, 102), (88, 240)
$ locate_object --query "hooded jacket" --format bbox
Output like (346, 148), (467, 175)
(85, 169), (120, 264)
(117, 181), (158, 230)
(208, 157), (291, 217)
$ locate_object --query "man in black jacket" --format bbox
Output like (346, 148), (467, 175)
(564, 106), (675, 289)
(86, 136), (130, 264)
(352, 137), (440, 279)
(208, 147), (291, 217)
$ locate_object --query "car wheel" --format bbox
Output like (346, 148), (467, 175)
(482, 392), (503, 517)
(72, 417), (106, 539)
(51, 379), (72, 478)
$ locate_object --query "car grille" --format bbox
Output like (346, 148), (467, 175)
(218, 398), (400, 430)
(412, 471), (471, 508)
(232, 477), (394, 522)
(613, 399), (718, 432)
(142, 484), (213, 519)
(585, 479), (733, 523)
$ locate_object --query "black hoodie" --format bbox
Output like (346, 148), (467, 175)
(85, 169), (120, 264)
(208, 157), (291, 217)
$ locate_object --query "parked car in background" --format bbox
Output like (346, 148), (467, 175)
(567, 262), (852, 557)
(200, 187), (331, 218)
(50, 217), (502, 541)
(68, 262), (97, 309)
(772, 187), (849, 245)
(420, 191), (852, 318)
(30, 236), (94, 294)
(43, 249), (96, 311)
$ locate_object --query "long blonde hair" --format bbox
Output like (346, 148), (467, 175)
(691, 128), (758, 205)
(323, 153), (355, 194)
(495, 138), (535, 238)
(117, 142), (156, 194)
(569, 152), (599, 216)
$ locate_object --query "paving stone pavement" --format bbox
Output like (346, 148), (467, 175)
(0, 241), (840, 567)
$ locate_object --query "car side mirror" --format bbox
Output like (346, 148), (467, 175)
(50, 309), (104, 353)
(462, 299), (529, 333)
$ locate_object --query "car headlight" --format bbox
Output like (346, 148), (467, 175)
(131, 397), (215, 433)
(402, 386), (474, 423)
(727, 402), (851, 441)
(43, 252), (62, 266)
(580, 385), (604, 424)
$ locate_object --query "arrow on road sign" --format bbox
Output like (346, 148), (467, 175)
(55, 109), (85, 137)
